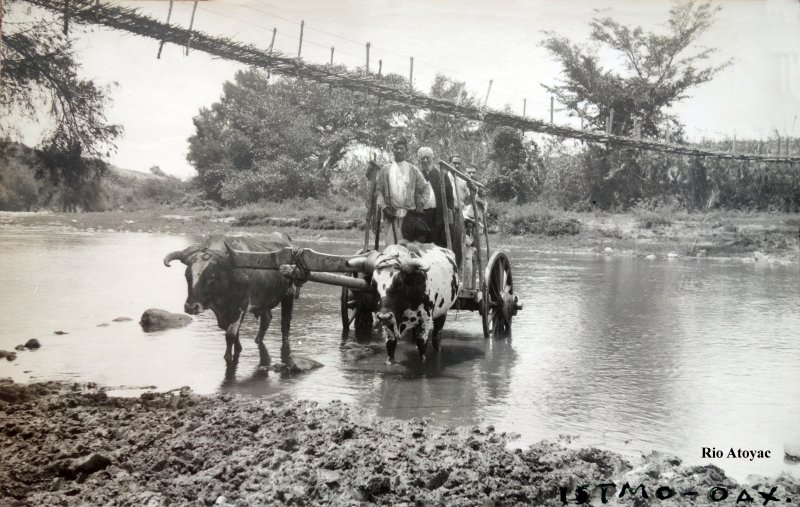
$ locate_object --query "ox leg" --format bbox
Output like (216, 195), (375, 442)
(224, 311), (246, 363)
(253, 310), (272, 366)
(414, 328), (428, 362)
(280, 291), (294, 355)
(431, 315), (447, 352)
(255, 309), (272, 344)
(386, 338), (397, 365)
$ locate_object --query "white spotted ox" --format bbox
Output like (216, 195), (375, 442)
(163, 233), (295, 363)
(348, 243), (460, 364)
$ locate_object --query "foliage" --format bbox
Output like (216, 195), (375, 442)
(0, 163), (41, 211)
(101, 170), (189, 211)
(541, 1), (730, 208)
(187, 68), (414, 204)
(531, 135), (800, 212)
(484, 127), (543, 204)
(542, 0), (728, 138)
(149, 166), (168, 178)
(632, 198), (676, 229)
(494, 202), (581, 236)
(407, 74), (493, 164)
(535, 143), (592, 210)
(0, 141), (187, 212)
(2, 1), (122, 210)
(230, 195), (365, 229)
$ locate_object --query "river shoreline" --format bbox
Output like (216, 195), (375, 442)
(1, 208), (798, 264)
(1, 379), (798, 506)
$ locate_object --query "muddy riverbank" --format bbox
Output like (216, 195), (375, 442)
(1, 380), (798, 506)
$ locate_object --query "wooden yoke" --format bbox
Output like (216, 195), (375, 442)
(226, 244), (373, 273)
(226, 243), (380, 292)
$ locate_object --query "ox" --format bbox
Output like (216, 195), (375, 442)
(163, 233), (295, 363)
(348, 243), (459, 364)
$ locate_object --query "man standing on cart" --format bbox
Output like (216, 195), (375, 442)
(417, 147), (454, 248)
(375, 137), (430, 246)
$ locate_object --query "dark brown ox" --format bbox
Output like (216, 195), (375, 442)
(163, 233), (295, 363)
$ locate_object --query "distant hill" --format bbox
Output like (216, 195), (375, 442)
(0, 141), (189, 211)
(109, 165), (168, 181)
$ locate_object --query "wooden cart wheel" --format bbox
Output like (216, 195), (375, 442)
(340, 274), (374, 335)
(481, 251), (518, 339)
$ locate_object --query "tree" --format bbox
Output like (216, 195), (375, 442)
(485, 127), (542, 204)
(407, 74), (491, 164)
(543, 1), (728, 138)
(187, 68), (414, 204)
(1, 1), (122, 210)
(541, 1), (730, 207)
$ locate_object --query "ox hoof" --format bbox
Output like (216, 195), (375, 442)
(420, 354), (427, 363)
(386, 357), (395, 366)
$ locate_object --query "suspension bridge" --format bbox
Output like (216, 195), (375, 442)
(12, 0), (800, 164)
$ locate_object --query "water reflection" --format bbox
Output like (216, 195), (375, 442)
(221, 341), (289, 388)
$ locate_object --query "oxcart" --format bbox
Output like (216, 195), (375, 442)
(227, 160), (521, 339)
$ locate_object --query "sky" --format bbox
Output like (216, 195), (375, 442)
(7, 0), (800, 178)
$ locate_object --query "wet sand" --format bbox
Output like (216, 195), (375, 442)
(1, 379), (798, 506)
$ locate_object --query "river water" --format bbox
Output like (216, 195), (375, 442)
(0, 223), (798, 480)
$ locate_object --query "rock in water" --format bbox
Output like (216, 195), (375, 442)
(139, 309), (192, 332)
(112, 316), (133, 322)
(754, 251), (769, 262)
(273, 355), (324, 375)
(24, 339), (41, 349)
(342, 343), (375, 362)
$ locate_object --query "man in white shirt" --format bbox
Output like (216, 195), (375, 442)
(375, 137), (430, 246)
(417, 147), (454, 248)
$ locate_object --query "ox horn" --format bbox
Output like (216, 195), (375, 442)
(346, 256), (369, 272)
(401, 258), (431, 273)
(163, 250), (186, 267)
(163, 245), (203, 266)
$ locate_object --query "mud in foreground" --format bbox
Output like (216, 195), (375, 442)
(1, 380), (798, 506)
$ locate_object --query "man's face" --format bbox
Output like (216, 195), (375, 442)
(419, 153), (433, 171)
(393, 144), (407, 162)
(466, 167), (477, 179)
(451, 157), (462, 170)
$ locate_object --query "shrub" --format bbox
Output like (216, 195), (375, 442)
(497, 204), (581, 236)
(632, 198), (676, 229)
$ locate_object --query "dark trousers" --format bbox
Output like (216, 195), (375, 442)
(424, 208), (446, 248)
(424, 208), (463, 268)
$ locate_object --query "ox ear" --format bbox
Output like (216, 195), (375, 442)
(401, 258), (430, 273)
